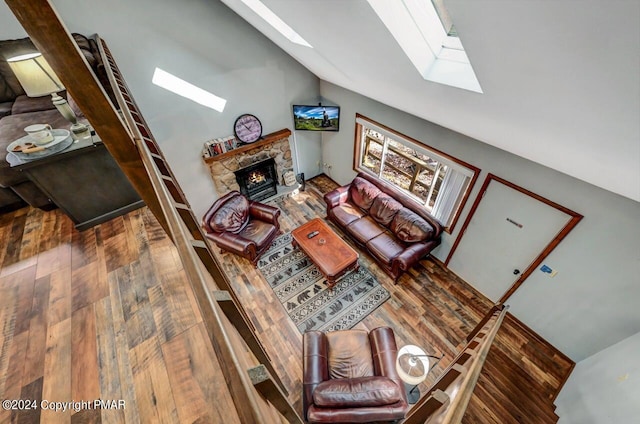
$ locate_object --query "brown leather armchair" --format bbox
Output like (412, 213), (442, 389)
(303, 327), (408, 423)
(202, 191), (280, 265)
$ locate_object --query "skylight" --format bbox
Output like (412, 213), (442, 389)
(367, 0), (482, 93)
(152, 68), (227, 112)
(239, 0), (312, 48)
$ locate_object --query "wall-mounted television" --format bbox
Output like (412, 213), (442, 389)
(292, 105), (340, 132)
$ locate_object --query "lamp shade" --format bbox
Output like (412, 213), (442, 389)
(7, 52), (65, 97)
(396, 345), (430, 386)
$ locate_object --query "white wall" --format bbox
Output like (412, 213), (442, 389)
(12, 0), (322, 219)
(556, 330), (640, 423)
(320, 81), (640, 362)
(0, 3), (27, 38)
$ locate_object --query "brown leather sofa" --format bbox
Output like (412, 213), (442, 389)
(303, 327), (408, 423)
(202, 191), (281, 265)
(0, 33), (115, 210)
(324, 172), (443, 281)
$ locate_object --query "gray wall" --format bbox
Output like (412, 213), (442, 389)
(556, 330), (640, 423)
(320, 81), (640, 362)
(2, 0), (323, 219)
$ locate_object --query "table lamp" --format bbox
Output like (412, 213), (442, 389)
(396, 344), (443, 404)
(8, 52), (89, 138)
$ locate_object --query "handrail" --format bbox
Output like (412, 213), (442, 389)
(94, 35), (298, 421)
(466, 303), (503, 343)
(403, 304), (509, 424)
(100, 42), (292, 423)
(132, 133), (272, 423)
(437, 305), (509, 424)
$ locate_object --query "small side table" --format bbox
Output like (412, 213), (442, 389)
(7, 132), (144, 230)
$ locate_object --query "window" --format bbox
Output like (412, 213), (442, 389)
(355, 114), (479, 231)
(367, 0), (482, 93)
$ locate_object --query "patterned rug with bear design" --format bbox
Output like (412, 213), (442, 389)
(257, 232), (390, 333)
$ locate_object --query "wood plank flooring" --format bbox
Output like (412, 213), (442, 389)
(0, 206), (239, 423)
(0, 174), (574, 423)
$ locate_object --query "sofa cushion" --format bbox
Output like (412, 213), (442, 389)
(330, 203), (364, 227)
(349, 176), (381, 211)
(390, 209), (434, 243)
(0, 74), (15, 104)
(370, 194), (403, 227)
(346, 216), (385, 244)
(237, 219), (277, 248)
(67, 94), (85, 118)
(11, 95), (57, 115)
(209, 194), (250, 234)
(313, 376), (402, 408)
(72, 33), (98, 69)
(326, 330), (374, 379)
(366, 233), (406, 265)
(0, 101), (12, 118)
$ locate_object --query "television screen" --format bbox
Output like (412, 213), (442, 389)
(293, 105), (340, 131)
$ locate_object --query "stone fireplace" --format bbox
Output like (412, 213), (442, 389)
(204, 129), (293, 197)
(234, 158), (277, 201)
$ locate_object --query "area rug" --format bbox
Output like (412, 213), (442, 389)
(257, 233), (390, 333)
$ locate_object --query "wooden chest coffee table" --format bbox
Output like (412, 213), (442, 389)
(292, 218), (359, 290)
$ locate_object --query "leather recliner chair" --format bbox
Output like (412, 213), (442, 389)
(202, 190), (280, 265)
(303, 327), (408, 423)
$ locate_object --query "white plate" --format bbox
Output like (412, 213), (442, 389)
(6, 129), (71, 154)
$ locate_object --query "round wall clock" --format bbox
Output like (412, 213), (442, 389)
(234, 114), (262, 143)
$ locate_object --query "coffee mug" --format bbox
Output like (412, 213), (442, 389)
(25, 124), (54, 145)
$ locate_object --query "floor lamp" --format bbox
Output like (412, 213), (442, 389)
(396, 344), (444, 404)
(8, 52), (89, 138)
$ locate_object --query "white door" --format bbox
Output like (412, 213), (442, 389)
(448, 179), (572, 302)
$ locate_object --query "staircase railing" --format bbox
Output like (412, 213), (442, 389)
(7, 1), (301, 422)
(403, 304), (509, 424)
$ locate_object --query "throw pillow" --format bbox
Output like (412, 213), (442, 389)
(390, 209), (434, 242)
(349, 176), (381, 211)
(370, 194), (404, 227)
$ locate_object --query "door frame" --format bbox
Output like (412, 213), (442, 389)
(444, 173), (583, 303)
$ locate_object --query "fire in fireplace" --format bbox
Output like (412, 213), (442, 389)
(234, 158), (278, 201)
(248, 170), (266, 185)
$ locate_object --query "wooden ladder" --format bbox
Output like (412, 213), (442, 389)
(96, 39), (288, 395)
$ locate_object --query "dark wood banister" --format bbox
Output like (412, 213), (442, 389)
(403, 304), (509, 424)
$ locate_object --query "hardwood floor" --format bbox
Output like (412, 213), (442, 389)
(0, 206), (239, 424)
(0, 175), (573, 423)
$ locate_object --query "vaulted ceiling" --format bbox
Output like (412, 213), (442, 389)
(221, 0), (640, 202)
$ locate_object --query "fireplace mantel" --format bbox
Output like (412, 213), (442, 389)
(204, 129), (292, 163)
(205, 128), (293, 196)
